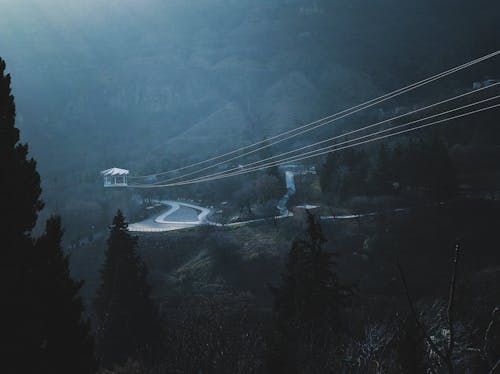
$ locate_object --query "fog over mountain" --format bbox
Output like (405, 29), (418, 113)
(2, 0), (498, 176)
(1, 0), (499, 241)
(2, 1), (500, 372)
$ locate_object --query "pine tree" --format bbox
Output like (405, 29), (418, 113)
(1, 57), (96, 373)
(339, 148), (370, 199)
(403, 136), (456, 200)
(425, 136), (456, 201)
(369, 143), (392, 195)
(268, 212), (351, 373)
(32, 216), (96, 373)
(94, 210), (162, 367)
(391, 143), (405, 191)
(0, 57), (43, 255)
(319, 152), (340, 195)
(258, 138), (280, 179)
(320, 149), (369, 202)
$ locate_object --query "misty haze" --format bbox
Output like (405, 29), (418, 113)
(1, 1), (499, 373)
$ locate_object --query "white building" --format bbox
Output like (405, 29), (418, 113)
(101, 167), (129, 187)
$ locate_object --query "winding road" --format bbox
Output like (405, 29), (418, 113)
(128, 200), (415, 233)
(128, 200), (210, 232)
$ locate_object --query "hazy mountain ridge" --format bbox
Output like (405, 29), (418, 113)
(3, 2), (500, 372)
(1, 0), (499, 175)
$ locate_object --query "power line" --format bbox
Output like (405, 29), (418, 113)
(198, 102), (500, 185)
(169, 102), (500, 186)
(147, 83), (500, 185)
(209, 94), (500, 181)
(132, 97), (500, 186)
(130, 50), (500, 180)
(129, 101), (500, 188)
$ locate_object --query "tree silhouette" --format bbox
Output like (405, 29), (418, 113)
(1, 57), (95, 374)
(32, 216), (96, 373)
(0, 57), (43, 250)
(369, 143), (393, 195)
(320, 148), (369, 202)
(94, 210), (162, 367)
(267, 212), (352, 373)
(425, 136), (457, 201)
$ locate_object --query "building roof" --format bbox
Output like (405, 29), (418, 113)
(101, 167), (130, 176)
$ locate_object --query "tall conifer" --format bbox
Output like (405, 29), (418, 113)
(1, 57), (96, 374)
(94, 210), (162, 367)
(268, 212), (351, 373)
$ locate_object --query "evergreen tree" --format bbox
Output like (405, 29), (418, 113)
(404, 138), (422, 188)
(402, 136), (457, 200)
(0, 57), (43, 253)
(391, 143), (405, 192)
(319, 152), (340, 196)
(369, 143), (393, 195)
(32, 216), (96, 373)
(258, 138), (280, 179)
(424, 136), (457, 201)
(94, 210), (162, 367)
(320, 148), (369, 202)
(1, 57), (96, 374)
(267, 212), (351, 373)
(339, 148), (370, 198)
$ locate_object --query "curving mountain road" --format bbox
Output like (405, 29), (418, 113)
(128, 200), (210, 232)
(128, 200), (417, 233)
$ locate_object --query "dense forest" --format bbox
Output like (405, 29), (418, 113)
(1, 0), (499, 242)
(1, 1), (500, 373)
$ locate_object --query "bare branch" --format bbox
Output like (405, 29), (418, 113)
(445, 243), (460, 372)
(396, 260), (447, 362)
(484, 306), (500, 371)
(489, 359), (500, 374)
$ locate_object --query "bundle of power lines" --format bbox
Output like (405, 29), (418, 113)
(128, 50), (500, 189)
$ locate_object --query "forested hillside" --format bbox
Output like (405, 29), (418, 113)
(1, 2), (500, 372)
(2, 0), (499, 241)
